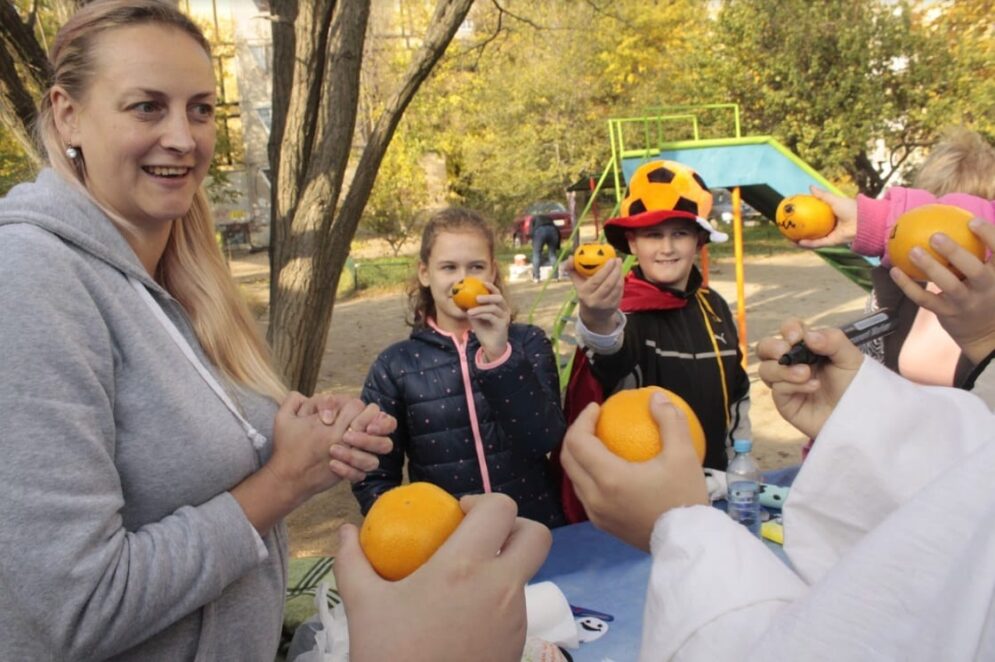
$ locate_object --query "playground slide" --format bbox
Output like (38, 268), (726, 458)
(623, 136), (876, 291)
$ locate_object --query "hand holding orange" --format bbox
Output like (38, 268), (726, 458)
(887, 204), (985, 281)
(775, 194), (837, 241)
(451, 276), (489, 311)
(595, 386), (706, 463)
(573, 243), (616, 278)
(359, 482), (464, 581)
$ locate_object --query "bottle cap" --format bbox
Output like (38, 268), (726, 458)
(733, 439), (752, 453)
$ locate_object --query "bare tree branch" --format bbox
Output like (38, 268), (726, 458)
(490, 0), (546, 30)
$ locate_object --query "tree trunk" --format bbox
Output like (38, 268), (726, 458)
(268, 0), (475, 394)
(0, 0), (54, 165)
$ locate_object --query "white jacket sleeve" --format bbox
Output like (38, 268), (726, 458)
(784, 358), (994, 584)
(639, 507), (806, 661)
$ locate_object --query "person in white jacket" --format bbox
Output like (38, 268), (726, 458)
(559, 217), (995, 661)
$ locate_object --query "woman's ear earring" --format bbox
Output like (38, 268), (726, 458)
(66, 145), (79, 160)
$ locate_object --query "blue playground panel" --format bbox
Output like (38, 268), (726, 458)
(621, 142), (825, 199)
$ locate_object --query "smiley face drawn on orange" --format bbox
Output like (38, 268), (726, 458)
(573, 243), (617, 278)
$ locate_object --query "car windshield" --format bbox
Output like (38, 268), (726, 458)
(527, 201), (567, 214)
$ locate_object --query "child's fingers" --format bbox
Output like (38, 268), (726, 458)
(799, 328), (864, 371)
(494, 517), (552, 584)
(968, 217), (995, 254)
(755, 334), (794, 363)
(757, 358), (816, 390)
(335, 524), (382, 597)
(778, 318), (807, 346)
(559, 403), (604, 496)
(436, 494), (519, 564)
(649, 394), (697, 465)
(907, 233), (979, 290)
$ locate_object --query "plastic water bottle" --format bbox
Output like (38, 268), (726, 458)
(726, 439), (761, 537)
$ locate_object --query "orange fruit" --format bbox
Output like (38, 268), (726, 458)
(451, 276), (489, 311)
(573, 243), (617, 278)
(595, 386), (706, 463)
(775, 194), (836, 241)
(359, 482), (464, 581)
(887, 204), (984, 281)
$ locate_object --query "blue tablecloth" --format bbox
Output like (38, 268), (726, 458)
(533, 466), (798, 661)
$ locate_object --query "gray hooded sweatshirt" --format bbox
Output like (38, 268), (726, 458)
(0, 170), (286, 660)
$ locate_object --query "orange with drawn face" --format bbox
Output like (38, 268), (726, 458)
(573, 243), (617, 278)
(887, 204), (984, 281)
(451, 276), (489, 311)
(775, 195), (836, 241)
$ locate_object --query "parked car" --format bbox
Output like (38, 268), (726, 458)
(511, 201), (573, 248)
(709, 188), (762, 224)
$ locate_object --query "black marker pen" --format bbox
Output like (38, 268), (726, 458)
(778, 309), (898, 366)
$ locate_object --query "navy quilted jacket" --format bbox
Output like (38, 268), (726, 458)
(353, 321), (566, 528)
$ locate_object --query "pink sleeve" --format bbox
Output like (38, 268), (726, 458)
(854, 187), (995, 262)
(475, 343), (512, 370)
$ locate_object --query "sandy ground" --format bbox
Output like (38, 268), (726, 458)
(230, 249), (868, 557)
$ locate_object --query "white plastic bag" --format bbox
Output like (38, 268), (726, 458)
(292, 581), (349, 662)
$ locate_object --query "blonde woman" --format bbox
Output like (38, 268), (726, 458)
(0, 1), (397, 658)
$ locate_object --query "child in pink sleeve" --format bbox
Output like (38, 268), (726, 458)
(851, 187), (995, 262)
(799, 127), (995, 390)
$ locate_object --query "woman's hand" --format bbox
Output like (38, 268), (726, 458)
(336, 493), (551, 662)
(569, 256), (624, 334)
(559, 394), (708, 552)
(890, 219), (995, 365)
(297, 392), (397, 482)
(467, 282), (512, 362)
(232, 393), (392, 535)
(756, 319), (865, 439)
(796, 186), (858, 249)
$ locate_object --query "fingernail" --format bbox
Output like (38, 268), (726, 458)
(320, 410), (335, 424)
(650, 392), (666, 406)
(807, 330), (825, 345)
(909, 246), (926, 261)
(929, 232), (951, 248)
(969, 217), (983, 230)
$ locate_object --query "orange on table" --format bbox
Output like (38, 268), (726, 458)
(451, 276), (489, 311)
(775, 194), (836, 241)
(573, 243), (617, 278)
(887, 204), (984, 281)
(359, 482), (464, 581)
(595, 386), (706, 463)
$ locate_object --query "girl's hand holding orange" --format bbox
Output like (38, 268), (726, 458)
(890, 218), (995, 365)
(795, 186), (858, 249)
(465, 280), (511, 362)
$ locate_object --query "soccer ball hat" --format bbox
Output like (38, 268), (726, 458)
(604, 159), (729, 254)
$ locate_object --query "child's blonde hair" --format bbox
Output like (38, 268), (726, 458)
(407, 207), (511, 328)
(35, 0), (286, 401)
(913, 127), (995, 199)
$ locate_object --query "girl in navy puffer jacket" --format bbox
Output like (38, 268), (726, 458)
(353, 208), (566, 527)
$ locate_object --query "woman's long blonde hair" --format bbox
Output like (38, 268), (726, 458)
(35, 0), (286, 401)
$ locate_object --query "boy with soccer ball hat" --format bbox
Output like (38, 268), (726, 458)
(556, 160), (752, 521)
